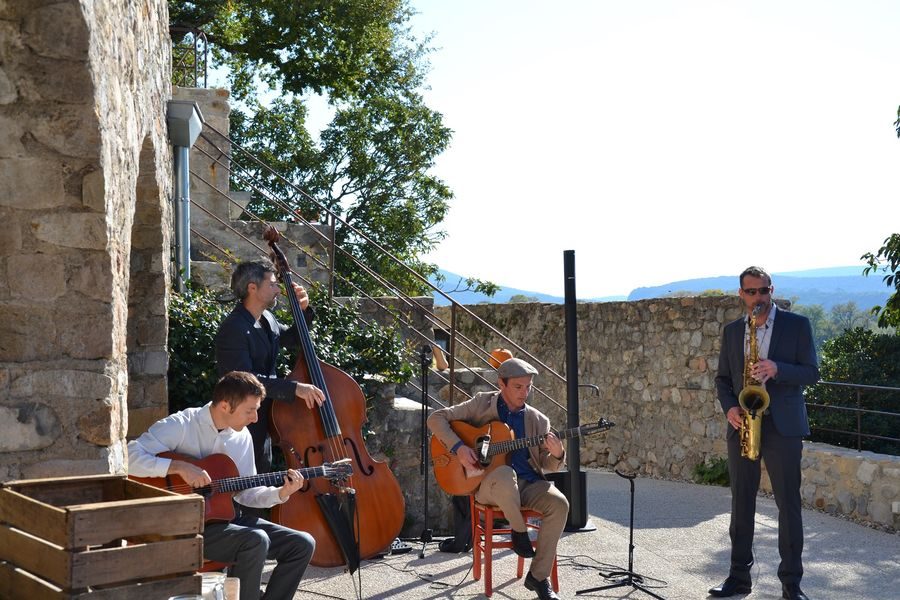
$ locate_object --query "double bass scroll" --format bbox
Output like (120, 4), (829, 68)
(263, 227), (405, 570)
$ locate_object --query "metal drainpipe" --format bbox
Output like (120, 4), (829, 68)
(166, 100), (205, 292)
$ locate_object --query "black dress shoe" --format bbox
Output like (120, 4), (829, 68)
(524, 571), (560, 600)
(510, 530), (536, 558)
(782, 582), (810, 600)
(708, 576), (751, 597)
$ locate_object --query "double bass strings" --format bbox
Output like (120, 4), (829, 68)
(281, 263), (352, 479)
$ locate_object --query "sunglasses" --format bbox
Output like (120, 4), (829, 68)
(742, 286), (772, 296)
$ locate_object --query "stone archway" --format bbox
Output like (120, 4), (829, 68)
(0, 0), (173, 480)
(126, 136), (173, 439)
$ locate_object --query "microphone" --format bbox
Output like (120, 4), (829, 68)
(420, 344), (433, 366)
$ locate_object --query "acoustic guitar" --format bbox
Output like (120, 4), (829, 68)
(431, 418), (614, 495)
(130, 452), (353, 522)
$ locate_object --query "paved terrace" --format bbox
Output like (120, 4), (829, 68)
(277, 469), (899, 600)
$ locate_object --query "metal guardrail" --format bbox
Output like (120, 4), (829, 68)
(806, 380), (900, 453)
(170, 25), (208, 88)
(186, 123), (568, 413)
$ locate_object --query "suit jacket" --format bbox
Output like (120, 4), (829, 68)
(715, 308), (819, 437)
(214, 304), (309, 402)
(427, 391), (565, 479)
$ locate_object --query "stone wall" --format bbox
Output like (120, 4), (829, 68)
(0, 0), (173, 479)
(432, 299), (900, 529)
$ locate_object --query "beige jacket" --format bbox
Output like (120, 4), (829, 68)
(427, 391), (566, 479)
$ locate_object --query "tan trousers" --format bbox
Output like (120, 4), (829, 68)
(474, 466), (569, 581)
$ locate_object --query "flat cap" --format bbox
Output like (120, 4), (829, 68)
(496, 357), (538, 379)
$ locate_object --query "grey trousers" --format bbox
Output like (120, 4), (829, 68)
(474, 465), (569, 581)
(203, 515), (315, 600)
(726, 415), (804, 585)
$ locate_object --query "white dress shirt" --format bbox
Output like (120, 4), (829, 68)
(128, 403), (285, 508)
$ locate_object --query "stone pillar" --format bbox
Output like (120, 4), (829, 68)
(0, 0), (173, 480)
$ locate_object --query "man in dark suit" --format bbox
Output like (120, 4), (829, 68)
(215, 259), (325, 475)
(711, 266), (819, 600)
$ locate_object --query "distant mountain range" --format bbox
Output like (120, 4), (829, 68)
(432, 266), (891, 311)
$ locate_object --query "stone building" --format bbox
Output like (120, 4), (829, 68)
(0, 0), (173, 479)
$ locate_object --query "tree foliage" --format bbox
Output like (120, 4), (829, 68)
(861, 233), (900, 328)
(792, 300), (881, 351)
(805, 328), (900, 455)
(170, 0), (410, 101)
(169, 0), (480, 297)
(168, 284), (413, 413)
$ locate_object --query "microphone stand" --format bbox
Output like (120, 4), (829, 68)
(417, 344), (434, 559)
(576, 470), (666, 599)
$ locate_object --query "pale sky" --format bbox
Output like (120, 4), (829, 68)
(411, 0), (900, 298)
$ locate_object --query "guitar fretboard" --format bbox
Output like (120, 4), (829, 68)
(486, 425), (597, 457)
(210, 465), (332, 494)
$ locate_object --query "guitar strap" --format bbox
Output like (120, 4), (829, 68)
(316, 492), (360, 574)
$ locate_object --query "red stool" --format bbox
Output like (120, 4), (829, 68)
(199, 560), (232, 573)
(471, 496), (559, 597)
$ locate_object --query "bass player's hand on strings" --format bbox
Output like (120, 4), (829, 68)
(295, 382), (325, 409)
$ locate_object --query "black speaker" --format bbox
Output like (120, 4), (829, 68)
(547, 470), (591, 531)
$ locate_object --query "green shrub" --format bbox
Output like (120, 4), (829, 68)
(167, 283), (413, 413)
(805, 327), (900, 455)
(692, 456), (730, 486)
(167, 285), (231, 413)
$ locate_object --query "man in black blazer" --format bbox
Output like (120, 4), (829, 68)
(215, 259), (325, 475)
(711, 266), (818, 600)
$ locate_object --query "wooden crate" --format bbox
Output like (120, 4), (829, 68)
(0, 474), (204, 599)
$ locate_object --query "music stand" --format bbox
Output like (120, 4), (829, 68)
(575, 470), (666, 599)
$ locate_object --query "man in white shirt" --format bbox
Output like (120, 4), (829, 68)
(128, 371), (315, 600)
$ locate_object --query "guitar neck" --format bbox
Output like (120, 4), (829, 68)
(213, 465), (329, 493)
(487, 425), (591, 457)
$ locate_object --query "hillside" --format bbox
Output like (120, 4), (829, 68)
(432, 266), (891, 310)
(628, 266), (890, 310)
(430, 270), (626, 306)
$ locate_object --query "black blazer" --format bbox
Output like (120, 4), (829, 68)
(214, 304), (310, 402)
(715, 308), (819, 437)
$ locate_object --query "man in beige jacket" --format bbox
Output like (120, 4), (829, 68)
(428, 358), (568, 600)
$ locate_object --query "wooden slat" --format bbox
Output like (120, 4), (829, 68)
(68, 496), (203, 546)
(0, 525), (71, 588)
(0, 525), (202, 590)
(69, 536), (203, 589)
(0, 488), (69, 547)
(0, 562), (201, 600)
(1, 477), (204, 548)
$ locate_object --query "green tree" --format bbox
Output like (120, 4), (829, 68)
(861, 233), (900, 328)
(792, 303), (833, 349)
(169, 0), (410, 101)
(169, 0), (475, 297)
(508, 294), (540, 303)
(805, 327), (900, 455)
(829, 301), (876, 333)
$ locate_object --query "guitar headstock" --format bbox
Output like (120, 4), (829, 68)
(323, 458), (354, 480)
(586, 418), (615, 434)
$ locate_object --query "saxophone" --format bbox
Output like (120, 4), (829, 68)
(738, 303), (770, 461)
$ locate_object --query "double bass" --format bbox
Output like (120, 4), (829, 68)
(264, 228), (405, 570)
